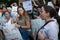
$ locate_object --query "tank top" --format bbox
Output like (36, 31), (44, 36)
(5, 18), (12, 26)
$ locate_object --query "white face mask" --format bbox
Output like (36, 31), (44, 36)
(58, 8), (60, 16)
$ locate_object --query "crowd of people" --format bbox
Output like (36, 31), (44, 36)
(0, 0), (60, 40)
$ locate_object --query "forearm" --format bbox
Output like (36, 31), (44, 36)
(21, 26), (30, 29)
(32, 0), (38, 6)
(33, 32), (37, 40)
(40, 38), (49, 40)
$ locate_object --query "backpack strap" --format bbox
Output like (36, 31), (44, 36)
(36, 20), (54, 40)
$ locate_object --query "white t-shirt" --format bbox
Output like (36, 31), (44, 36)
(31, 18), (45, 35)
(11, 6), (18, 16)
(38, 20), (59, 40)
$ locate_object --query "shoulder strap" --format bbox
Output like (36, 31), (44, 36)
(38, 20), (54, 33)
(36, 20), (54, 40)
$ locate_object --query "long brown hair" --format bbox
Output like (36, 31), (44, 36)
(17, 6), (29, 19)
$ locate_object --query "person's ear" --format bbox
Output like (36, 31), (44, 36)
(47, 12), (50, 17)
